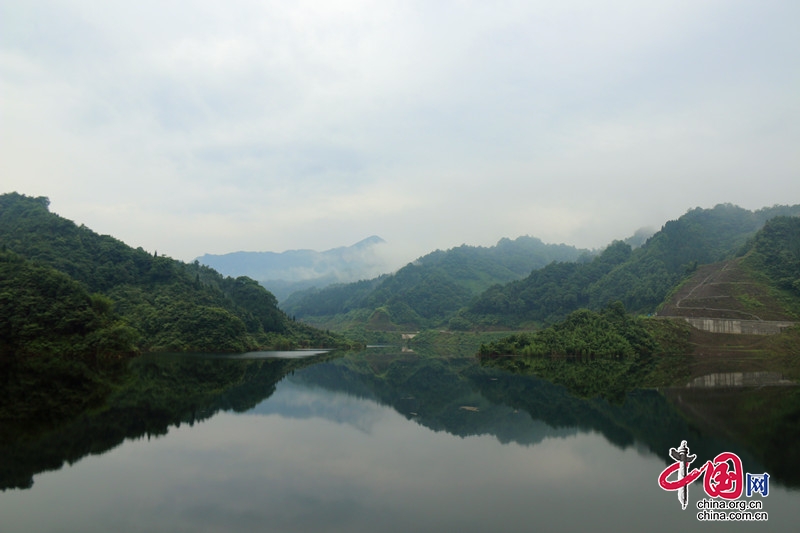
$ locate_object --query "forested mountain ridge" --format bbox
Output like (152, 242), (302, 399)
(655, 216), (800, 323)
(476, 215), (800, 400)
(281, 203), (799, 333)
(0, 192), (350, 357)
(463, 203), (800, 328)
(281, 236), (589, 330)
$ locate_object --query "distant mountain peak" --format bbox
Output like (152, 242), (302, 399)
(352, 235), (386, 248)
(325, 235), (386, 253)
(195, 236), (392, 301)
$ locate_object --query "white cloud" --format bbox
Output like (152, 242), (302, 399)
(2, 0), (799, 261)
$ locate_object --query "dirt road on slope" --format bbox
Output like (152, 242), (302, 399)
(658, 258), (795, 321)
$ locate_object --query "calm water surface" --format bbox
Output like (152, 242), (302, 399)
(1, 349), (797, 532)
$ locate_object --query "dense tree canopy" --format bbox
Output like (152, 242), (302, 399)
(477, 303), (656, 358)
(464, 203), (800, 327)
(0, 251), (138, 359)
(282, 203), (799, 332)
(0, 192), (351, 356)
(743, 216), (800, 296)
(282, 235), (589, 329)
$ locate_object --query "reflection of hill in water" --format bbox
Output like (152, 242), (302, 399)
(663, 382), (800, 487)
(289, 348), (798, 486)
(289, 351), (685, 452)
(251, 379), (389, 434)
(0, 353), (332, 491)
(3, 348), (798, 491)
(285, 353), (575, 446)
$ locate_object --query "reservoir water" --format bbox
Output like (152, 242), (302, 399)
(1, 348), (797, 532)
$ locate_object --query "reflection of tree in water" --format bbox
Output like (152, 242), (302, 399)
(480, 355), (800, 488)
(293, 348), (795, 487)
(663, 385), (800, 488)
(0, 352), (336, 491)
(3, 347), (797, 492)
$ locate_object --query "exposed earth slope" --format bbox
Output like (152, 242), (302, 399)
(658, 258), (796, 321)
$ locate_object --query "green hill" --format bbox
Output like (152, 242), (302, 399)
(465, 203), (800, 328)
(657, 215), (800, 322)
(281, 236), (589, 331)
(0, 192), (351, 356)
(476, 216), (800, 393)
(283, 204), (799, 335)
(0, 251), (139, 359)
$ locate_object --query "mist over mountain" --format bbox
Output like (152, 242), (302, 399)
(196, 236), (393, 301)
(623, 227), (656, 248)
(281, 235), (590, 329)
(281, 203), (800, 333)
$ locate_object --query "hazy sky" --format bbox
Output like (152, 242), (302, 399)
(2, 1), (798, 264)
